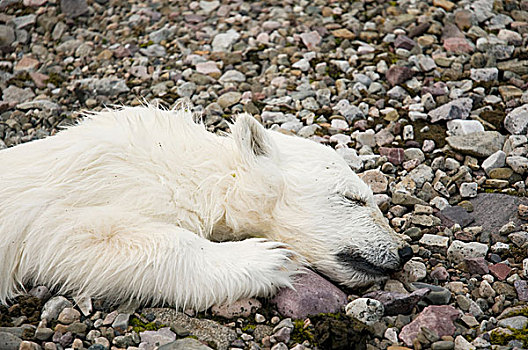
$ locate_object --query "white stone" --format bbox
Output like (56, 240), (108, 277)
(345, 298), (384, 326)
(481, 150), (506, 175)
(459, 182), (478, 198)
(447, 120), (484, 136)
(419, 234), (449, 249)
(447, 241), (489, 264)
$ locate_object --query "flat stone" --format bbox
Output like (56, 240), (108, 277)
(363, 288), (429, 315)
(217, 92), (241, 109)
(2, 85), (35, 104)
(139, 328), (176, 350)
(506, 156), (528, 175)
(470, 68), (498, 82)
(498, 316), (528, 330)
(0, 332), (22, 350)
(142, 309), (236, 350)
(489, 263), (512, 281)
(218, 70), (245, 83)
(436, 205), (474, 228)
(443, 37), (474, 53)
(419, 234), (450, 251)
(271, 269), (347, 319)
(41, 296), (73, 321)
(331, 28), (354, 39)
(385, 65), (414, 86)
(158, 338), (213, 350)
(446, 131), (505, 157)
(446, 120), (484, 136)
(464, 257), (489, 275)
(60, 0), (88, 18)
(412, 283), (451, 305)
(399, 306), (461, 347)
(211, 298), (261, 319)
(0, 25), (15, 47)
(447, 241), (489, 264)
(429, 98), (473, 123)
(470, 193), (528, 235)
(195, 61), (221, 78)
(379, 147), (405, 165)
(11, 14), (36, 29)
(77, 77), (129, 96)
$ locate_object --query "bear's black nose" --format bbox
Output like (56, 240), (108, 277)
(398, 246), (413, 264)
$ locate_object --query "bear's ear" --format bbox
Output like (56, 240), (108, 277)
(231, 114), (275, 163)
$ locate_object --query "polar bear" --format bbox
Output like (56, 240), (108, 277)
(0, 107), (412, 310)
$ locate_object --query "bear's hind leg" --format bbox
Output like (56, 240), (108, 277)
(19, 206), (301, 310)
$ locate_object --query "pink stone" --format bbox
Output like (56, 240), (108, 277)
(385, 66), (414, 86)
(30, 72), (49, 88)
(379, 147), (405, 165)
(14, 56), (39, 72)
(489, 263), (512, 281)
(399, 305), (461, 346)
(430, 266), (449, 281)
(271, 270), (347, 319)
(195, 61), (221, 78)
(443, 37), (474, 53)
(375, 129), (395, 147)
(300, 31), (322, 50)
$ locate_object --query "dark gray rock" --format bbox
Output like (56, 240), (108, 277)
(436, 205), (474, 228)
(271, 269), (347, 319)
(158, 338), (213, 350)
(412, 283), (451, 305)
(470, 193), (528, 234)
(61, 0), (88, 18)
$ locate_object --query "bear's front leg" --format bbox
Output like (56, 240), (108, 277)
(13, 206), (302, 310)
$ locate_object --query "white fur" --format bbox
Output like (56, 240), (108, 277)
(0, 106), (407, 310)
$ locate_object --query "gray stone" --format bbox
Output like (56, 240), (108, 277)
(345, 298), (384, 326)
(470, 193), (528, 234)
(0, 25), (15, 47)
(505, 104), (528, 135)
(506, 156), (528, 175)
(447, 241), (489, 264)
(78, 77), (130, 96)
(11, 15), (36, 29)
(412, 283), (451, 305)
(41, 296), (73, 321)
(199, 0), (219, 13)
(177, 82), (196, 98)
(446, 131), (506, 157)
(437, 205), (474, 228)
(0, 332), (22, 350)
(17, 100), (60, 111)
(140, 44), (166, 57)
(140, 328), (176, 350)
(158, 338), (212, 350)
(60, 0), (88, 18)
(112, 313), (129, 335)
(2, 85), (35, 104)
(498, 316), (528, 330)
(271, 269), (347, 319)
(470, 68), (498, 82)
(429, 98), (473, 123)
(459, 182), (477, 198)
(217, 92), (241, 108)
(150, 27), (173, 44)
(143, 309), (236, 350)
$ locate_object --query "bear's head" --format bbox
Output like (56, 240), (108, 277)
(228, 114), (413, 288)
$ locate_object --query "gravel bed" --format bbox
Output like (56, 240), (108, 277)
(1, 0), (528, 349)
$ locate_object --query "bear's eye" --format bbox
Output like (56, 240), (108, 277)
(342, 193), (367, 206)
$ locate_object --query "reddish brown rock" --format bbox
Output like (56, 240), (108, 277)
(385, 66), (414, 86)
(271, 270), (347, 319)
(489, 263), (512, 281)
(464, 257), (489, 275)
(379, 147), (405, 165)
(399, 305), (461, 346)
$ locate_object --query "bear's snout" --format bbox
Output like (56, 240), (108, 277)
(398, 246), (413, 265)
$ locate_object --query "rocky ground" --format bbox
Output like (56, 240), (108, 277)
(1, 0), (528, 349)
